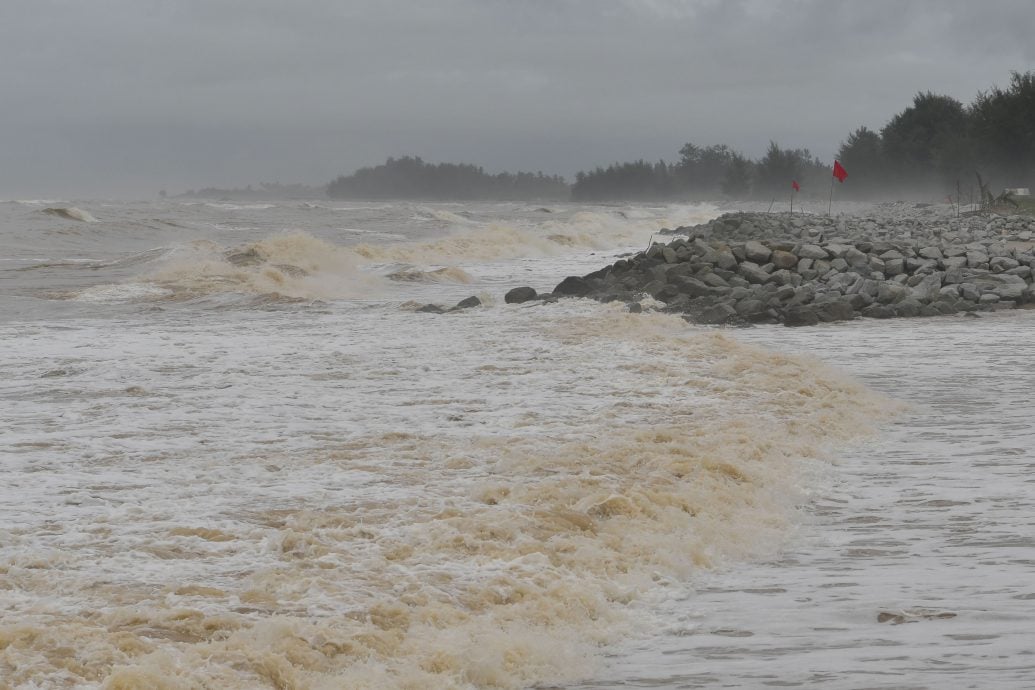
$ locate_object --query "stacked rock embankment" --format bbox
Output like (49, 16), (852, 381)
(534, 207), (1035, 326)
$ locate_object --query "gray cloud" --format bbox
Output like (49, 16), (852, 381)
(1, 0), (1031, 197)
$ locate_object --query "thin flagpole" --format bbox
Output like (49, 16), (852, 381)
(827, 175), (835, 216)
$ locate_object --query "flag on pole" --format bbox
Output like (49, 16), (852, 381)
(832, 160), (848, 183)
(792, 180), (800, 192)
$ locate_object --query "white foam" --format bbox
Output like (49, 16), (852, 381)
(0, 299), (883, 688)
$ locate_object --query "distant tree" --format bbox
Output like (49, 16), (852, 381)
(969, 71), (1035, 185)
(753, 141), (821, 198)
(881, 92), (971, 189)
(836, 127), (888, 198)
(720, 153), (753, 197)
(571, 160), (675, 201)
(326, 156), (568, 200)
(676, 143), (739, 197)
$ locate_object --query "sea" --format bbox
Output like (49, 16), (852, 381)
(1, 198), (1033, 689)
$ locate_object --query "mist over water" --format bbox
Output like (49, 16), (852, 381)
(1, 199), (1033, 688)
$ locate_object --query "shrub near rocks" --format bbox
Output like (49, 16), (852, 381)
(543, 206), (1035, 327)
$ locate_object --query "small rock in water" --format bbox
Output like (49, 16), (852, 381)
(453, 296), (481, 310)
(504, 286), (538, 304)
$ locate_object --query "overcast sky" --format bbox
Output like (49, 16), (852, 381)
(1, 0), (1032, 198)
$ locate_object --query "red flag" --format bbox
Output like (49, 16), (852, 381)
(832, 160), (848, 183)
(792, 180), (800, 192)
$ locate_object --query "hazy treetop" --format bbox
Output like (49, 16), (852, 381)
(1, 0), (1032, 197)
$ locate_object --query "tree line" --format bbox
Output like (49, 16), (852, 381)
(574, 71), (1035, 201)
(327, 71), (1034, 202)
(326, 156), (569, 200)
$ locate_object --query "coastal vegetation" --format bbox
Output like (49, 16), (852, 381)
(324, 71), (1035, 202)
(326, 156), (568, 200)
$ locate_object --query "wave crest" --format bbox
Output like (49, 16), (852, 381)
(145, 232), (381, 300)
(42, 207), (98, 222)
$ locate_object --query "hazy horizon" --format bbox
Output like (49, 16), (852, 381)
(2, 0), (1033, 199)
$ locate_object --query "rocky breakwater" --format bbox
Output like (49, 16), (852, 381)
(536, 208), (1035, 326)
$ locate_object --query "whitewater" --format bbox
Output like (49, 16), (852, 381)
(1, 199), (1032, 689)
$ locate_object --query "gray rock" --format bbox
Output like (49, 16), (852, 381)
(453, 296), (482, 310)
(798, 244), (828, 260)
(814, 299), (857, 322)
(784, 305), (820, 327)
(862, 304), (896, 319)
(970, 274), (1027, 301)
(960, 282), (981, 301)
(877, 281), (910, 304)
(735, 299), (767, 316)
(910, 273), (944, 302)
(884, 258), (906, 276)
(696, 303), (738, 324)
(738, 261), (772, 284)
(699, 271), (731, 288)
(825, 243), (852, 258)
(989, 256), (1020, 273)
(844, 247), (870, 269)
(769, 269), (798, 286)
(505, 286), (538, 304)
(714, 249), (739, 270)
(744, 240), (772, 264)
(771, 249), (798, 270)
(417, 304), (446, 314)
(554, 276), (593, 297)
(672, 275), (715, 297)
(893, 298), (922, 317)
(966, 251), (989, 268)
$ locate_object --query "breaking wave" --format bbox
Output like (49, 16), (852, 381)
(143, 233), (382, 300)
(0, 305), (889, 688)
(386, 265), (474, 283)
(356, 205), (718, 264)
(41, 206), (98, 222)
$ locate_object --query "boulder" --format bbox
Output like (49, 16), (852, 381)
(696, 302), (738, 324)
(738, 261), (772, 285)
(770, 249), (798, 270)
(554, 276), (593, 297)
(814, 299), (856, 322)
(505, 286), (538, 304)
(744, 240), (772, 264)
(798, 244), (828, 260)
(884, 258), (906, 276)
(713, 248), (739, 270)
(877, 281), (910, 304)
(784, 305), (819, 327)
(910, 273), (944, 303)
(417, 304), (446, 314)
(969, 274), (1028, 301)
